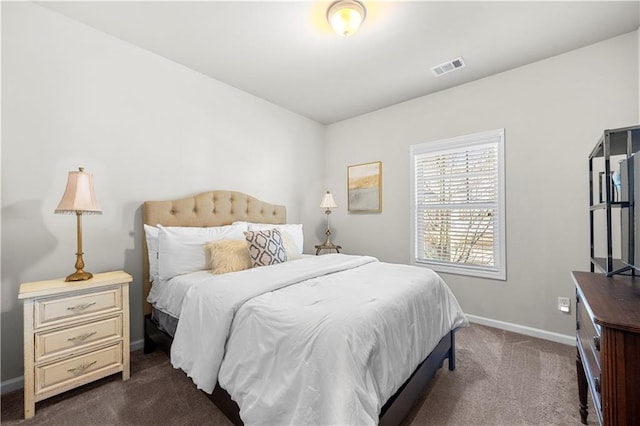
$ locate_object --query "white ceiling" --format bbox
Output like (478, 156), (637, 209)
(38, 1), (640, 124)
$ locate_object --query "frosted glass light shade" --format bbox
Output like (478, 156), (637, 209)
(320, 191), (338, 209)
(55, 167), (102, 214)
(327, 0), (366, 37)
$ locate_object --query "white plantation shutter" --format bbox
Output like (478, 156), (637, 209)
(410, 129), (506, 280)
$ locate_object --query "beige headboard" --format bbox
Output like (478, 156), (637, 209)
(142, 190), (286, 315)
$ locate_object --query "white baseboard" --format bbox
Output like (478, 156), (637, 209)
(130, 338), (144, 352)
(1, 376), (24, 395)
(1, 339), (145, 395)
(466, 314), (575, 346)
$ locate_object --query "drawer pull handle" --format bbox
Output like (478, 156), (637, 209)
(593, 336), (601, 351)
(66, 302), (96, 313)
(67, 331), (97, 344)
(594, 376), (601, 394)
(67, 360), (97, 377)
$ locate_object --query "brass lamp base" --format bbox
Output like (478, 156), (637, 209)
(64, 212), (94, 282)
(65, 270), (93, 282)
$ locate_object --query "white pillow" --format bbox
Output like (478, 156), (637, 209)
(282, 233), (302, 260)
(144, 224), (160, 283)
(234, 222), (304, 255)
(157, 223), (248, 281)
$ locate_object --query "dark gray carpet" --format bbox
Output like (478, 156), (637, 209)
(402, 324), (594, 426)
(1, 324), (595, 425)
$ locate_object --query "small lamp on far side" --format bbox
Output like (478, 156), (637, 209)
(320, 190), (338, 246)
(55, 167), (102, 282)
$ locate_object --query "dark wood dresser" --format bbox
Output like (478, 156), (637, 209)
(572, 271), (640, 425)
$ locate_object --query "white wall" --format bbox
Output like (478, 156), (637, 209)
(325, 31), (639, 338)
(1, 3), (325, 381)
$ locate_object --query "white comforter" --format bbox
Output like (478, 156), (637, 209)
(171, 254), (467, 425)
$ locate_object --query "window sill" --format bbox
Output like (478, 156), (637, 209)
(412, 260), (506, 281)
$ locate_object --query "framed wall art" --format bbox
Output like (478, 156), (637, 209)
(348, 161), (382, 213)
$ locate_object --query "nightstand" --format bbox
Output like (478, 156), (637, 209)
(18, 271), (132, 419)
(315, 242), (342, 255)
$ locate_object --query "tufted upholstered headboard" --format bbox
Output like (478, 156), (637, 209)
(142, 190), (286, 315)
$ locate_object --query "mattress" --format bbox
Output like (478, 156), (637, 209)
(148, 270), (213, 318)
(150, 308), (178, 337)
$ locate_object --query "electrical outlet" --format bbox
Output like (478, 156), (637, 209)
(558, 297), (571, 313)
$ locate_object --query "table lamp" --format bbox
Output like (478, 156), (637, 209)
(320, 190), (338, 246)
(55, 167), (102, 281)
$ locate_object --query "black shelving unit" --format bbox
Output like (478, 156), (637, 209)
(589, 125), (640, 276)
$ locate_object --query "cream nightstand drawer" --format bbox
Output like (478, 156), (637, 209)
(35, 287), (122, 328)
(35, 315), (123, 362)
(35, 342), (123, 397)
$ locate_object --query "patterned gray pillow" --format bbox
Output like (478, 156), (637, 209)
(244, 228), (288, 267)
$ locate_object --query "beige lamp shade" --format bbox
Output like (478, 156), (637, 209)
(320, 191), (338, 209)
(55, 167), (102, 214)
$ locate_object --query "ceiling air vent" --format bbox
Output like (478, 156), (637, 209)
(431, 57), (465, 77)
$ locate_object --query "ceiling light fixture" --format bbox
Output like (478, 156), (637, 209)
(327, 0), (366, 37)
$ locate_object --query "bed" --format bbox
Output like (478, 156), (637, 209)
(142, 190), (467, 425)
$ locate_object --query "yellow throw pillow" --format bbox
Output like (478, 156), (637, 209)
(205, 239), (252, 274)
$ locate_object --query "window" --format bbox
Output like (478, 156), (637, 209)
(410, 129), (506, 280)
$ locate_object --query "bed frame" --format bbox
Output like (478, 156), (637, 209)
(142, 190), (457, 426)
